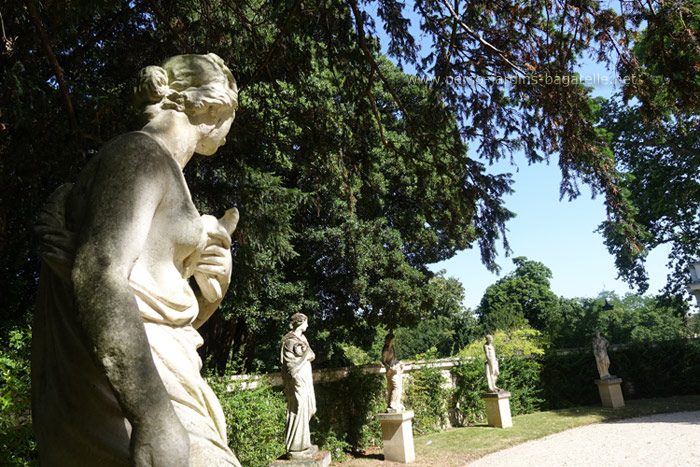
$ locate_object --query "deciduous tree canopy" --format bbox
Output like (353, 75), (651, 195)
(477, 256), (559, 332)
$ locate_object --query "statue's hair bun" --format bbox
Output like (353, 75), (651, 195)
(134, 66), (169, 105)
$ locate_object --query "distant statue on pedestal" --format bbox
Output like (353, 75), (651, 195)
(592, 329), (612, 379)
(484, 334), (502, 392)
(381, 334), (405, 412)
(280, 313), (318, 460)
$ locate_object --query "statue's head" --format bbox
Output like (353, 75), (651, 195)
(594, 329), (601, 337)
(289, 313), (308, 331)
(134, 53), (238, 154)
(485, 334), (493, 344)
(384, 333), (396, 347)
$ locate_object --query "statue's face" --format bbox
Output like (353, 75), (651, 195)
(486, 335), (493, 344)
(194, 102), (235, 156)
(299, 319), (309, 333)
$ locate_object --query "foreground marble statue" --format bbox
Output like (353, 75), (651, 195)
(281, 313), (318, 459)
(381, 333), (405, 412)
(592, 329), (612, 379)
(484, 334), (502, 392)
(32, 54), (241, 466)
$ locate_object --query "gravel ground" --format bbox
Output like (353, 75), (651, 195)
(468, 411), (700, 467)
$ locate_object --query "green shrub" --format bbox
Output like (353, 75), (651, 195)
(539, 338), (700, 409)
(498, 356), (545, 415)
(458, 327), (544, 359)
(211, 379), (286, 467)
(540, 349), (599, 408)
(313, 369), (384, 452)
(0, 325), (38, 466)
(451, 354), (544, 425)
(404, 363), (449, 434)
(610, 339), (700, 399)
(450, 358), (486, 425)
(314, 427), (351, 462)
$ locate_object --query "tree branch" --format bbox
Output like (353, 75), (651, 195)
(25, 0), (78, 132)
(348, 0), (416, 131)
(149, 0), (193, 54)
(240, 0), (302, 91)
(69, 1), (149, 66)
(365, 69), (388, 147)
(439, 0), (527, 76)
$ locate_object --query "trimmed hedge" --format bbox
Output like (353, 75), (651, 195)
(313, 368), (384, 452)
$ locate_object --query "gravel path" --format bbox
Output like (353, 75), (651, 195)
(468, 411), (700, 466)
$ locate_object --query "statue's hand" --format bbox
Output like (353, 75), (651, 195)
(193, 215), (233, 302)
(131, 414), (190, 467)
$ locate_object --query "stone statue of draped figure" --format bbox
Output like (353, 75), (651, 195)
(32, 53), (241, 467)
(484, 334), (502, 392)
(280, 313), (318, 460)
(381, 333), (405, 412)
(592, 329), (612, 379)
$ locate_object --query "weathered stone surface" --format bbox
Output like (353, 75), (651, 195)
(595, 378), (625, 408)
(484, 334), (502, 392)
(381, 333), (405, 412)
(281, 313), (317, 459)
(377, 411), (416, 463)
(482, 391), (513, 428)
(33, 53), (241, 466)
(592, 329), (612, 379)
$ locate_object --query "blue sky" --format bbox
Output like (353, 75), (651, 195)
(369, 3), (673, 309)
(430, 159), (672, 310)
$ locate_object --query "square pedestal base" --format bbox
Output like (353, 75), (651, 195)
(377, 410), (415, 463)
(269, 450), (331, 467)
(595, 377), (625, 408)
(481, 391), (513, 428)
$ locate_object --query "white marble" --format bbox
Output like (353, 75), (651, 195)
(484, 335), (502, 392)
(33, 54), (241, 467)
(281, 313), (318, 459)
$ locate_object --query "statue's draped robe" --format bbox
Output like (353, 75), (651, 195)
(32, 139), (240, 467)
(593, 337), (611, 378)
(381, 346), (404, 412)
(280, 332), (316, 455)
(484, 344), (499, 392)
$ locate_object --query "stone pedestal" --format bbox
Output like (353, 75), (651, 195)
(377, 410), (415, 463)
(269, 450), (331, 467)
(595, 377), (625, 408)
(481, 391), (513, 428)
